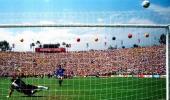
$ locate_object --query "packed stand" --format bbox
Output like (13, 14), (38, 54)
(0, 45), (166, 77)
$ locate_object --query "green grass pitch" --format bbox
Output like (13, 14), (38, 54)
(0, 77), (166, 100)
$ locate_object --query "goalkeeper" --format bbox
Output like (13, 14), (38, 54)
(7, 77), (48, 98)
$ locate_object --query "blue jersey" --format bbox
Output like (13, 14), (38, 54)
(56, 68), (65, 76)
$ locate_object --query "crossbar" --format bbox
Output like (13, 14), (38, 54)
(0, 24), (169, 28)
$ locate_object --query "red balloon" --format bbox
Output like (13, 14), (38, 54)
(77, 38), (80, 42)
(128, 34), (132, 38)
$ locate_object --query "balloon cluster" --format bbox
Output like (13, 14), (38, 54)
(75, 33), (149, 42)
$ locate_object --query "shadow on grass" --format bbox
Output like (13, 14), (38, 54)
(21, 95), (47, 97)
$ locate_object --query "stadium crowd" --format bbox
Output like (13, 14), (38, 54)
(0, 45), (166, 77)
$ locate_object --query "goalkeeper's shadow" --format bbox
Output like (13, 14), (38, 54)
(21, 95), (47, 97)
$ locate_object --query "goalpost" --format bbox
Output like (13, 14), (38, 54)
(0, 24), (169, 100)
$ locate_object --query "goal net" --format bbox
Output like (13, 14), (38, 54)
(0, 12), (169, 100)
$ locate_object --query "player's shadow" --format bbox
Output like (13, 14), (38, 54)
(21, 95), (47, 97)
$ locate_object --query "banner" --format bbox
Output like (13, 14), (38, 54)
(160, 75), (166, 78)
(128, 75), (132, 77)
(138, 74), (144, 78)
(144, 75), (152, 78)
(35, 48), (66, 53)
(153, 75), (160, 78)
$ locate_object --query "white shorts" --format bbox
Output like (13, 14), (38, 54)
(57, 75), (63, 79)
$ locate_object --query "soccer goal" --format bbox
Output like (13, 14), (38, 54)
(0, 23), (169, 100)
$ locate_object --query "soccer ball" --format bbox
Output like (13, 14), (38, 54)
(142, 0), (150, 8)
